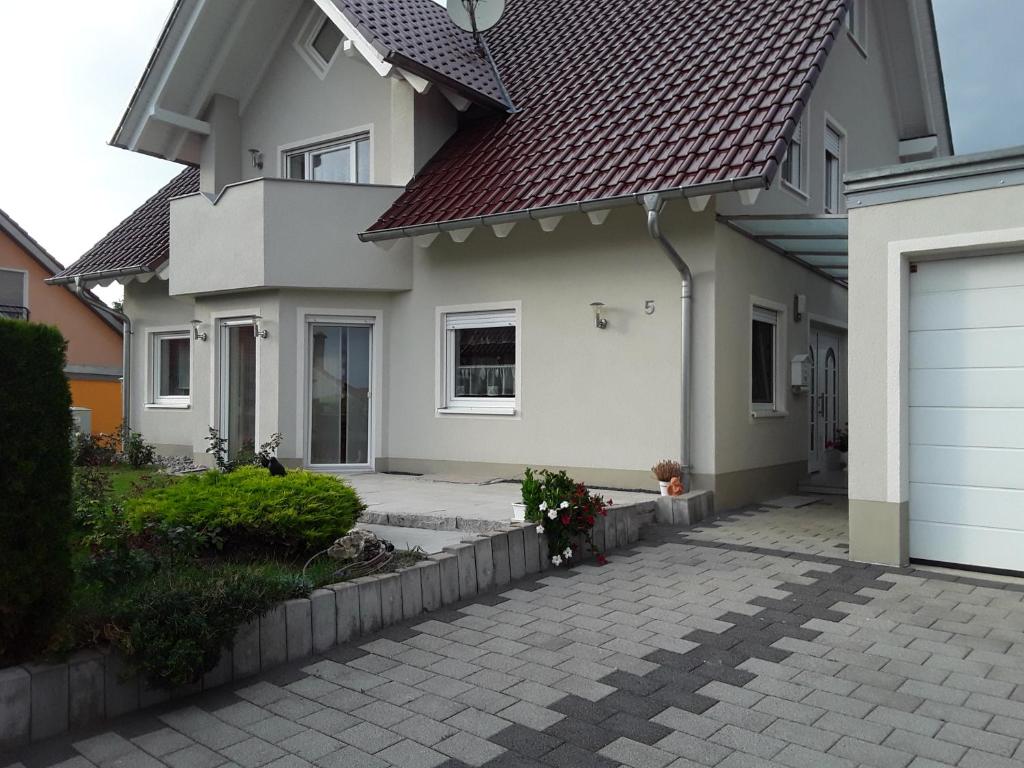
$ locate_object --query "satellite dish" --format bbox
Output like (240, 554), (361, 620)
(447, 0), (505, 33)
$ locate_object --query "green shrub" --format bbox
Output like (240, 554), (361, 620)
(124, 467), (363, 551)
(112, 564), (308, 688)
(121, 428), (156, 469)
(0, 319), (73, 663)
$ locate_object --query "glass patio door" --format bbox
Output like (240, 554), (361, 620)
(308, 321), (371, 467)
(220, 321), (258, 459)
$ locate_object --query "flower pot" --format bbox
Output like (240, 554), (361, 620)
(511, 502), (526, 522)
(839, 451), (848, 469)
(825, 449), (843, 471)
(659, 481), (670, 496)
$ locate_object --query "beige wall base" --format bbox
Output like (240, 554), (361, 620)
(700, 461), (808, 510)
(375, 457), (658, 493)
(849, 498), (908, 567)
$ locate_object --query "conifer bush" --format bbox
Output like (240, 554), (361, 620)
(0, 319), (73, 663)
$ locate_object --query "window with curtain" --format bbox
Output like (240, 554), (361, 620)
(442, 308), (517, 413)
(752, 306), (778, 410)
(152, 333), (190, 405)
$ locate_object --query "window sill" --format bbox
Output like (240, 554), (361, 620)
(781, 179), (809, 202)
(751, 409), (787, 420)
(145, 402), (191, 410)
(847, 30), (868, 59)
(437, 406), (517, 417)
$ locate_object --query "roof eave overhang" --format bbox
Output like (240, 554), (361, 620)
(46, 264), (162, 288)
(358, 174), (769, 243)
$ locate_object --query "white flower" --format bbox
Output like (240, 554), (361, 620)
(539, 501), (548, 512)
(547, 509), (557, 520)
(551, 555), (563, 566)
(536, 525), (544, 534)
(563, 547), (573, 559)
(559, 501), (570, 509)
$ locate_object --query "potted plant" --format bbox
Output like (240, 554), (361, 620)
(514, 467), (542, 521)
(652, 459), (684, 496)
(521, 468), (609, 566)
(825, 424), (849, 470)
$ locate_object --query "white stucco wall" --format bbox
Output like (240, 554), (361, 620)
(719, 6), (901, 219)
(713, 224), (848, 479)
(849, 184), (1024, 505)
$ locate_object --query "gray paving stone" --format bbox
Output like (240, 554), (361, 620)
(655, 730), (733, 765)
(220, 736), (287, 767)
(391, 713), (457, 746)
(162, 743), (226, 768)
(935, 721), (1017, 757)
(278, 729), (343, 761)
(444, 707), (511, 738)
(883, 729), (966, 766)
(774, 743), (855, 768)
(376, 738), (448, 768)
(313, 745), (387, 768)
(705, 701), (776, 733)
(435, 730), (505, 766)
(338, 721), (402, 754)
(764, 718), (839, 752)
(816, 711), (892, 744)
(600, 736), (676, 768)
(131, 727), (193, 757)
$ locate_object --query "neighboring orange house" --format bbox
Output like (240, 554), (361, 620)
(0, 208), (124, 434)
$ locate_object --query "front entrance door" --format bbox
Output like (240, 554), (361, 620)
(808, 327), (842, 473)
(220, 320), (258, 459)
(307, 320), (372, 468)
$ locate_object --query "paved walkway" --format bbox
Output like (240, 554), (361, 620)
(7, 501), (1024, 768)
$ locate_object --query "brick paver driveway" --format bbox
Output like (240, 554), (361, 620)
(7, 502), (1024, 768)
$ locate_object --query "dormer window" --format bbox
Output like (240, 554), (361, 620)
(295, 10), (344, 79)
(286, 135), (370, 183)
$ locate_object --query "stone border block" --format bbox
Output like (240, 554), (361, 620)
(259, 603), (287, 669)
(285, 598), (313, 662)
(233, 617), (260, 680)
(379, 573), (403, 626)
(444, 543), (478, 600)
(355, 576), (383, 635)
(26, 663), (68, 740)
(415, 560), (441, 611)
(615, 508), (628, 548)
(506, 527), (527, 580)
(68, 650), (104, 731)
(140, 681), (169, 709)
(490, 531), (511, 586)
(332, 582), (359, 643)
(654, 491), (714, 526)
(538, 532), (552, 570)
(399, 567), (423, 620)
(474, 538), (495, 593)
(431, 552), (460, 605)
(523, 526), (540, 574)
(0, 666), (30, 749)
(310, 589), (337, 654)
(203, 648), (233, 691)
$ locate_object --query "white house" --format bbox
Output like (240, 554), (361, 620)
(51, 0), (950, 509)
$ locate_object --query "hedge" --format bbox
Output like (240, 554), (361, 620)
(0, 319), (73, 663)
(124, 467), (364, 551)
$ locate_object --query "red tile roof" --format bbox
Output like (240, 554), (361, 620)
(50, 167), (199, 283)
(330, 0), (511, 109)
(365, 0), (848, 237)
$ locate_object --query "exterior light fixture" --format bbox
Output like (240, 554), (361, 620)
(191, 320), (208, 342)
(590, 302), (608, 329)
(794, 293), (806, 322)
(248, 148), (264, 170)
(252, 317), (269, 339)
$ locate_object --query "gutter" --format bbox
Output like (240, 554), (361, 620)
(358, 175), (767, 242)
(72, 278), (132, 432)
(46, 264), (158, 287)
(641, 194), (694, 489)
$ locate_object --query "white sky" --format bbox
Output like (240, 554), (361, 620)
(0, 1), (1020, 306)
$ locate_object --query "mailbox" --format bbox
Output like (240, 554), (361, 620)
(791, 354), (811, 394)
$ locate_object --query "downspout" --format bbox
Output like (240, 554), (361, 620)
(642, 194), (692, 488)
(74, 277), (132, 432)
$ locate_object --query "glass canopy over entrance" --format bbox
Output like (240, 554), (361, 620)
(718, 214), (848, 284)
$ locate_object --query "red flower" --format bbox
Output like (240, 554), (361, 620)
(560, 514), (570, 525)
(596, 553), (608, 565)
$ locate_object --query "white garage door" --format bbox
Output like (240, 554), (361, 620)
(909, 252), (1024, 572)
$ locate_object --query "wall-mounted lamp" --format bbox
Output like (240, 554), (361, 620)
(590, 302), (608, 330)
(248, 148), (264, 170)
(191, 320), (207, 342)
(644, 300), (656, 315)
(793, 293), (806, 322)
(252, 317), (269, 339)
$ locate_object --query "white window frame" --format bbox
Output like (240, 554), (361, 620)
(294, 8), (343, 79)
(781, 117), (807, 198)
(845, 0), (868, 54)
(0, 268), (29, 318)
(283, 133), (371, 184)
(148, 329), (192, 409)
(824, 118), (846, 214)
(750, 298), (788, 419)
(436, 302), (521, 417)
